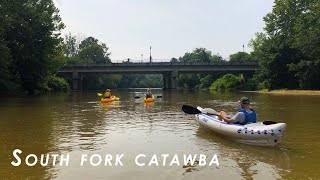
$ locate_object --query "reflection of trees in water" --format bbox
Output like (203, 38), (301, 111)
(0, 96), (70, 179)
(195, 127), (291, 179)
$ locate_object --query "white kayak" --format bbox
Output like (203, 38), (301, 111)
(195, 113), (287, 147)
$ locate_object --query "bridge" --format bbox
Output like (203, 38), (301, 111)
(58, 61), (258, 90)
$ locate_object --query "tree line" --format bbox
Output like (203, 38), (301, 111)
(175, 0), (320, 91)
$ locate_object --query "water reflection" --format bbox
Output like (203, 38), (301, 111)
(195, 127), (290, 179)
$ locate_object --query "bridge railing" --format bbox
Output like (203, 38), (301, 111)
(62, 60), (258, 67)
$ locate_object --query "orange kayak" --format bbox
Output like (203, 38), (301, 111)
(101, 96), (117, 103)
(144, 96), (154, 103)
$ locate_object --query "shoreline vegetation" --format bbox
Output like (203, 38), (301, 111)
(246, 89), (320, 96)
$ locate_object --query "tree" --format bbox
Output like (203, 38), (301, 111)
(229, 52), (251, 61)
(64, 32), (78, 57)
(175, 48), (224, 89)
(210, 74), (242, 91)
(79, 36), (99, 50)
(248, 32), (267, 61)
(78, 43), (111, 64)
(1, 0), (65, 93)
(170, 57), (178, 63)
(178, 48), (223, 63)
(0, 2), (13, 90)
(288, 0), (320, 89)
(250, 0), (320, 90)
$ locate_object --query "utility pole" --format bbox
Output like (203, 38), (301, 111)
(149, 46), (152, 63)
(242, 44), (245, 52)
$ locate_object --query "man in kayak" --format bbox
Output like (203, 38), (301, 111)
(217, 97), (257, 125)
(103, 88), (112, 98)
(145, 88), (153, 99)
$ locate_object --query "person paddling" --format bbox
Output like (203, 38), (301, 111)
(103, 88), (112, 98)
(145, 88), (153, 99)
(217, 97), (257, 125)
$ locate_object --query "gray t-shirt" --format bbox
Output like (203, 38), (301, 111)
(230, 112), (246, 124)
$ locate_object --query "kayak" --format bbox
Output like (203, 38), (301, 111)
(101, 96), (117, 103)
(195, 113), (287, 147)
(144, 96), (154, 103)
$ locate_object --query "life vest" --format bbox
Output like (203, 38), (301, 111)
(239, 108), (257, 125)
(104, 91), (111, 98)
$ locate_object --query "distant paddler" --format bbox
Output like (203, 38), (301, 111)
(145, 88), (153, 99)
(103, 88), (112, 99)
(144, 88), (154, 102)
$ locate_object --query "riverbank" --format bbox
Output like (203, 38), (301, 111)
(252, 89), (320, 95)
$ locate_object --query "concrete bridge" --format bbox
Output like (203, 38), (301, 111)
(58, 61), (258, 90)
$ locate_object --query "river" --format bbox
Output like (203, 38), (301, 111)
(0, 90), (320, 179)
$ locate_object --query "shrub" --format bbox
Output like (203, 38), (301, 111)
(46, 76), (70, 92)
(209, 74), (242, 91)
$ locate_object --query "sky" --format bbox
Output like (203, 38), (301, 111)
(54, 0), (274, 62)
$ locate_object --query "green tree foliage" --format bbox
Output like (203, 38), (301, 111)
(0, 3), (13, 90)
(0, 43), (13, 90)
(66, 36), (111, 64)
(81, 74), (122, 90)
(64, 32), (78, 57)
(229, 52), (252, 61)
(78, 43), (111, 64)
(178, 48), (222, 63)
(79, 36), (99, 50)
(210, 74), (243, 91)
(175, 48), (224, 89)
(118, 75), (162, 88)
(251, 0), (320, 90)
(1, 0), (65, 93)
(45, 76), (70, 92)
(252, 36), (301, 89)
(177, 74), (200, 89)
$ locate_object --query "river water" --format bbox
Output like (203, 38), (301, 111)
(0, 90), (320, 179)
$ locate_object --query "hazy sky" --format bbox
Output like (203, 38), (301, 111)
(54, 0), (274, 61)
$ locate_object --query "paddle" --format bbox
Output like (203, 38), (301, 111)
(182, 105), (202, 114)
(197, 106), (218, 115)
(135, 95), (162, 99)
(182, 105), (278, 125)
(98, 93), (120, 101)
(102, 96), (120, 100)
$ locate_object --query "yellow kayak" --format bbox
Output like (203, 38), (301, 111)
(101, 96), (119, 103)
(144, 96), (154, 103)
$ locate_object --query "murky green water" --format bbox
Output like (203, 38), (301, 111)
(0, 90), (320, 179)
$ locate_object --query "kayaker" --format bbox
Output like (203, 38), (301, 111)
(217, 97), (257, 125)
(145, 88), (153, 99)
(104, 88), (112, 98)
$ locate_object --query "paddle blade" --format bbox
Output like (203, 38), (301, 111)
(135, 96), (141, 99)
(182, 105), (202, 114)
(202, 108), (218, 115)
(157, 95), (162, 98)
(115, 97), (120, 101)
(97, 93), (103, 96)
(263, 121), (278, 125)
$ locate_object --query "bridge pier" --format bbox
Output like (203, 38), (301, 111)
(170, 71), (177, 89)
(72, 71), (79, 91)
(162, 71), (177, 89)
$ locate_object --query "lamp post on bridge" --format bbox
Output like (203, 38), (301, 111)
(149, 46), (152, 63)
